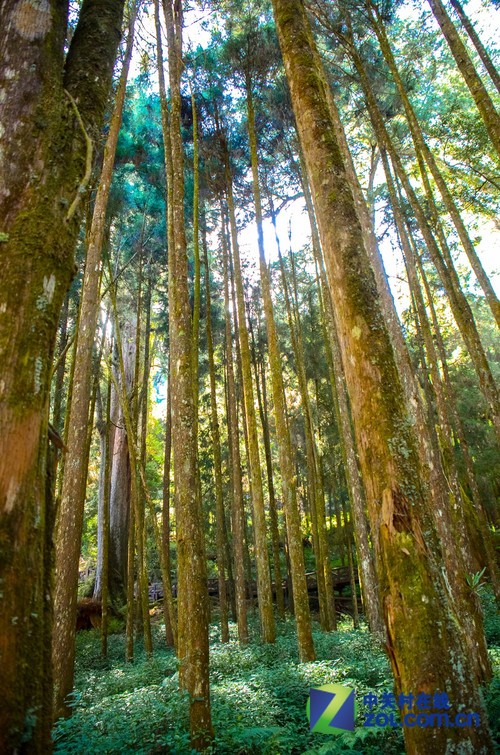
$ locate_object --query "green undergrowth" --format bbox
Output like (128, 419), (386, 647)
(53, 592), (500, 754)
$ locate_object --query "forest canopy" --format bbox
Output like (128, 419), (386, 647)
(0, 0), (499, 752)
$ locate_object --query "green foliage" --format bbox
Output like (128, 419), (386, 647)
(53, 618), (399, 754)
(483, 587), (500, 647)
(465, 566), (488, 596)
(53, 601), (500, 753)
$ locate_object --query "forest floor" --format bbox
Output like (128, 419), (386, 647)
(53, 591), (500, 754)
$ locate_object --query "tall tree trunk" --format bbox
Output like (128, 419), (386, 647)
(345, 33), (500, 444)
(342, 499), (359, 629)
(108, 324), (134, 610)
(245, 76), (315, 659)
(132, 259), (153, 655)
(252, 343), (286, 619)
(101, 349), (113, 657)
(161, 378), (177, 648)
(204, 229), (229, 642)
(247, 298), (285, 619)
(381, 144), (499, 599)
(276, 240), (335, 631)
(162, 0), (212, 746)
(154, 0), (177, 652)
(272, 2), (493, 751)
(368, 1), (500, 327)
(426, 0), (500, 157)
(220, 204), (249, 644)
(0, 0), (125, 744)
(53, 14), (135, 716)
(344, 37), (496, 662)
(448, 0), (500, 94)
(223, 142), (276, 643)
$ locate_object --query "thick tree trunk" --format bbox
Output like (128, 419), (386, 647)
(0, 0), (125, 745)
(272, 2), (493, 751)
(381, 145), (499, 600)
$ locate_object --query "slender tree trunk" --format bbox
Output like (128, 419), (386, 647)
(154, 0), (177, 651)
(346, 33), (500, 444)
(223, 142), (276, 643)
(272, 3), (493, 751)
(426, 0), (500, 157)
(52, 16), (135, 716)
(52, 294), (71, 435)
(101, 350), (113, 657)
(276, 241), (335, 631)
(126, 465), (136, 662)
(220, 204), (249, 644)
(255, 349), (286, 619)
(247, 302), (285, 619)
(106, 327), (134, 610)
(163, 1), (212, 745)
(342, 500), (359, 629)
(368, 1), (500, 327)
(133, 267), (153, 655)
(162, 379), (176, 648)
(449, 0), (500, 94)
(204, 229), (229, 642)
(246, 77), (315, 658)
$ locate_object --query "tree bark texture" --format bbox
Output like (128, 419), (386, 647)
(426, 0), (500, 158)
(163, 0), (212, 746)
(0, 0), (125, 746)
(220, 204), (249, 644)
(272, 2), (493, 751)
(246, 79), (315, 660)
(53, 13), (135, 715)
(223, 147), (276, 644)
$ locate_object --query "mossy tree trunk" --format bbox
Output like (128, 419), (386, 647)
(345, 32), (500, 446)
(220, 203), (249, 644)
(0, 0), (125, 746)
(368, 1), (500, 328)
(448, 0), (500, 94)
(426, 0), (500, 158)
(223, 142), (276, 644)
(53, 13), (135, 715)
(154, 0), (177, 651)
(272, 2), (493, 751)
(162, 0), (212, 746)
(381, 147), (500, 601)
(204, 230), (229, 643)
(245, 76), (315, 660)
